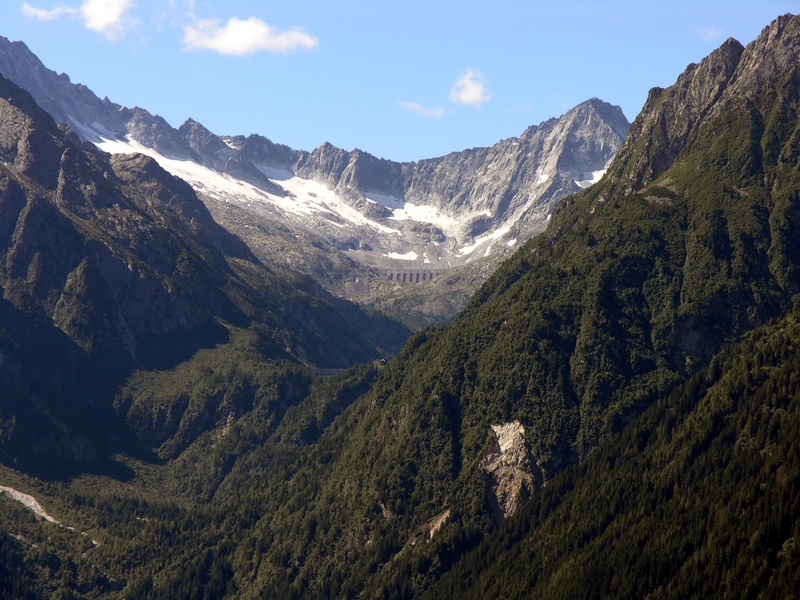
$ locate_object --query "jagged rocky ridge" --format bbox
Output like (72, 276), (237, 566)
(0, 36), (629, 273)
(0, 71), (407, 473)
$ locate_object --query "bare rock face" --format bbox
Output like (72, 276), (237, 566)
(608, 38), (744, 195)
(713, 14), (800, 112)
(178, 118), (287, 195)
(0, 36), (629, 273)
(398, 98), (628, 250)
(482, 421), (542, 521)
(0, 37), (110, 132)
(0, 74), (224, 354)
(608, 14), (800, 198)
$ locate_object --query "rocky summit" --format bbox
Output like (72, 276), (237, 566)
(0, 35), (628, 275)
(0, 37), (629, 328)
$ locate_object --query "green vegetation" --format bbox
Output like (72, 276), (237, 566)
(0, 364), (384, 599)
(3, 85), (800, 597)
(4, 21), (800, 599)
(425, 306), (800, 600)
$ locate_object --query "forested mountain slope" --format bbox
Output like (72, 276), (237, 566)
(425, 301), (800, 600)
(0, 72), (398, 475)
(2, 13), (800, 600)
(204, 14), (800, 596)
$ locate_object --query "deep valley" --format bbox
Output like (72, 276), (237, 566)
(1, 12), (800, 600)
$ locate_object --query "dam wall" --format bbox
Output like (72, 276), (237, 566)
(384, 269), (446, 283)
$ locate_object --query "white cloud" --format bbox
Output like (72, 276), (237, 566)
(183, 17), (318, 56)
(697, 26), (724, 42)
(80, 0), (135, 40)
(398, 101), (444, 118)
(22, 3), (77, 19)
(22, 0), (135, 40)
(450, 69), (492, 108)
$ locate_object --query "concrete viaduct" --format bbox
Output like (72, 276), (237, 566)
(384, 269), (447, 283)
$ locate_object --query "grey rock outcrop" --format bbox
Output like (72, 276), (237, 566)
(236, 98), (628, 269)
(178, 118), (286, 194)
(608, 38), (744, 195)
(609, 14), (800, 198)
(0, 37), (112, 132)
(0, 36), (196, 160)
(400, 98), (629, 244)
(232, 133), (303, 172)
(482, 421), (542, 521)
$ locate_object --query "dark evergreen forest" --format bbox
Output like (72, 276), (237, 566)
(3, 13), (800, 600)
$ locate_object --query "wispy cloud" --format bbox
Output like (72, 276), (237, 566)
(697, 26), (724, 42)
(22, 0), (136, 40)
(450, 69), (492, 108)
(183, 17), (318, 56)
(398, 101), (444, 118)
(22, 2), (77, 19)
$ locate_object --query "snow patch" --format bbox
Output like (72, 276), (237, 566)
(385, 251), (418, 261)
(364, 191), (404, 210)
(91, 133), (401, 236)
(68, 118), (106, 143)
(277, 177), (401, 235)
(95, 135), (283, 204)
(254, 164), (293, 181)
(538, 172), (550, 184)
(575, 169), (606, 189)
(507, 238), (517, 247)
(458, 225), (511, 256)
(389, 202), (460, 239)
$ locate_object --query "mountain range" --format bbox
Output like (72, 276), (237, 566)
(1, 12), (800, 600)
(0, 68), (413, 474)
(0, 35), (629, 328)
(0, 34), (629, 269)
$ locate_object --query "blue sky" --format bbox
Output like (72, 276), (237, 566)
(1, 1), (798, 162)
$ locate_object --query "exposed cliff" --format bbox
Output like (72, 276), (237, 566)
(0, 73), (393, 473)
(482, 421), (542, 521)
